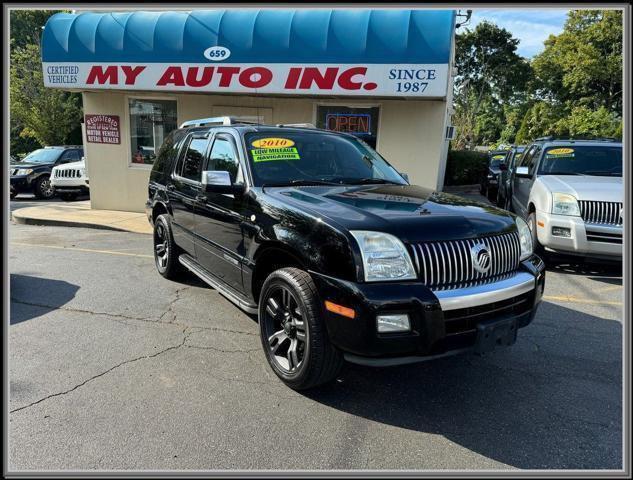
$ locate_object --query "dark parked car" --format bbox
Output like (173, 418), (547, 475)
(496, 145), (526, 209)
(10, 146), (84, 199)
(480, 150), (509, 202)
(146, 117), (545, 390)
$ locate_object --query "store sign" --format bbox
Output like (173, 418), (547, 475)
(326, 114), (371, 134)
(42, 63), (449, 98)
(84, 114), (120, 144)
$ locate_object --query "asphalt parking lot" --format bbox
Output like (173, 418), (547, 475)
(8, 218), (623, 470)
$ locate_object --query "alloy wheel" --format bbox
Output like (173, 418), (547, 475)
(154, 222), (169, 269)
(263, 285), (307, 374)
(40, 178), (54, 198)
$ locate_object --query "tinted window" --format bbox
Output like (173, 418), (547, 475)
(154, 130), (188, 177)
(60, 149), (81, 162)
(245, 132), (406, 187)
(180, 137), (207, 181)
(208, 136), (241, 183)
(539, 145), (622, 176)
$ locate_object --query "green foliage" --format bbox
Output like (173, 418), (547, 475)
(10, 10), (83, 152)
(444, 150), (489, 186)
(453, 21), (532, 149)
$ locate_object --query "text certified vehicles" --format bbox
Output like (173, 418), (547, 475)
(511, 138), (622, 260)
(146, 117), (545, 390)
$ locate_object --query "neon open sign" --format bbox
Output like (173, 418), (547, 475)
(325, 113), (371, 135)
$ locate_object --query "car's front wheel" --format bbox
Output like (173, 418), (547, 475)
(153, 214), (184, 280)
(34, 176), (55, 199)
(527, 211), (545, 256)
(259, 267), (343, 390)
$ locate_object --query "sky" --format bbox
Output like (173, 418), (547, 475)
(466, 9), (571, 58)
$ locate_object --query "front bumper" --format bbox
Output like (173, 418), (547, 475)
(310, 256), (545, 365)
(535, 210), (622, 259)
(10, 175), (34, 193)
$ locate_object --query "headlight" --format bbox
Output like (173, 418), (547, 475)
(16, 168), (33, 175)
(552, 192), (580, 216)
(515, 217), (533, 261)
(350, 231), (417, 282)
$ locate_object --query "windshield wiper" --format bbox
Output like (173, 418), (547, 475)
(346, 178), (403, 185)
(583, 170), (622, 176)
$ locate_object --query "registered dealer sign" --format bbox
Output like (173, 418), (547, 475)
(85, 114), (121, 144)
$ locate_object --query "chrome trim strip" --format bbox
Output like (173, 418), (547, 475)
(178, 254), (258, 314)
(433, 271), (535, 311)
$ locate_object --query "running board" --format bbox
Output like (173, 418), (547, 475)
(178, 254), (258, 314)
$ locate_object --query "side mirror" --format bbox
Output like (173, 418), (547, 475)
(202, 170), (244, 195)
(400, 172), (410, 182)
(515, 166), (530, 178)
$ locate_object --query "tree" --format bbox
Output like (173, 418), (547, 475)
(10, 10), (83, 151)
(10, 43), (83, 146)
(532, 10), (622, 113)
(453, 21), (533, 149)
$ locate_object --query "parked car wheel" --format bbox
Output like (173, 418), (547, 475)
(527, 211), (545, 256)
(60, 192), (79, 201)
(34, 175), (55, 199)
(10, 191), (17, 200)
(153, 214), (184, 280)
(259, 267), (344, 390)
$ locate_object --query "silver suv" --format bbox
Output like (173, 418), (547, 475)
(510, 138), (622, 260)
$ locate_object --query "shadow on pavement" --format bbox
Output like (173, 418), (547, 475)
(303, 301), (622, 469)
(545, 254), (622, 279)
(10, 274), (80, 325)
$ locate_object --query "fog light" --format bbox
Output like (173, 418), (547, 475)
(552, 226), (571, 238)
(377, 314), (410, 333)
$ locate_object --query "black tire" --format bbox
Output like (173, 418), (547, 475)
(259, 267), (343, 390)
(34, 175), (55, 199)
(10, 191), (17, 200)
(60, 192), (79, 201)
(527, 211), (545, 256)
(153, 214), (184, 280)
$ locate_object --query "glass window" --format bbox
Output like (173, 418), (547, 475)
(180, 137), (207, 181)
(208, 136), (241, 184)
(60, 149), (81, 162)
(527, 146), (541, 175)
(22, 148), (63, 164)
(316, 105), (380, 149)
(538, 145), (622, 177)
(245, 131), (407, 187)
(129, 98), (177, 165)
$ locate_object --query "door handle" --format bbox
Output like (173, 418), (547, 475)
(166, 184), (175, 191)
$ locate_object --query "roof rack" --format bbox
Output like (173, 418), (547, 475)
(534, 136), (619, 142)
(179, 116), (261, 129)
(275, 123), (316, 129)
(44, 145), (83, 149)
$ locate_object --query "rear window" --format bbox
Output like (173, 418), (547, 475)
(152, 129), (189, 178)
(539, 145), (622, 177)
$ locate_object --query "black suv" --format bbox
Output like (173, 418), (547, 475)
(10, 146), (84, 199)
(146, 117), (545, 390)
(480, 150), (509, 202)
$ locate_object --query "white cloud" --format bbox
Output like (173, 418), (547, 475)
(465, 9), (570, 58)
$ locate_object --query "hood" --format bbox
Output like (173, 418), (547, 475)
(538, 175), (623, 202)
(261, 184), (516, 243)
(10, 161), (53, 169)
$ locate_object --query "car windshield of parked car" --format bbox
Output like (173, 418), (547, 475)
(245, 132), (407, 187)
(21, 148), (63, 164)
(489, 153), (507, 168)
(539, 146), (622, 177)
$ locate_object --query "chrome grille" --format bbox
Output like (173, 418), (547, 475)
(54, 169), (80, 178)
(410, 232), (521, 290)
(578, 201), (622, 225)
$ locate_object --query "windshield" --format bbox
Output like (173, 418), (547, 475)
(245, 132), (407, 187)
(489, 153), (506, 168)
(21, 148), (62, 164)
(539, 146), (622, 176)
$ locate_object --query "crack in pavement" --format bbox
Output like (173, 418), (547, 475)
(158, 286), (189, 323)
(10, 326), (192, 414)
(11, 298), (259, 336)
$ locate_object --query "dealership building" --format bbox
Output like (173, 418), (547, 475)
(41, 8), (457, 212)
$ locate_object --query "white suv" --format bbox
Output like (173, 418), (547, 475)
(50, 158), (89, 201)
(510, 138), (622, 260)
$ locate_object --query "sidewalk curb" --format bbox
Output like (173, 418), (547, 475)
(11, 210), (151, 234)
